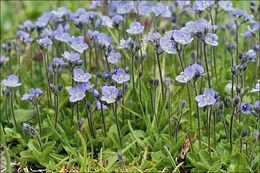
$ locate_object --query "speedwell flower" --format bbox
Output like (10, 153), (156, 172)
(205, 33), (218, 46)
(68, 84), (86, 102)
(175, 66), (195, 83)
(195, 88), (216, 107)
(2, 75), (21, 88)
(73, 68), (92, 82)
(112, 68), (130, 84)
(240, 102), (251, 114)
(62, 51), (80, 62)
(172, 30), (193, 45)
(126, 22), (144, 35)
(159, 37), (177, 54)
(101, 86), (119, 104)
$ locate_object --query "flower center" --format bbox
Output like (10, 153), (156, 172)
(184, 76), (190, 81)
(207, 38), (212, 43)
(180, 39), (185, 44)
(110, 94), (115, 99)
(119, 75), (124, 81)
(163, 46), (168, 51)
(204, 97), (210, 102)
(77, 93), (82, 98)
(76, 45), (80, 50)
(204, 3), (209, 8)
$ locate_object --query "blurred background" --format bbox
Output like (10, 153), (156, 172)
(0, 1), (92, 41)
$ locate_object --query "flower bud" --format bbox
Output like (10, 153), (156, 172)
(76, 59), (83, 66)
(117, 152), (123, 161)
(242, 64), (248, 72)
(125, 67), (129, 73)
(102, 71), (110, 79)
(238, 52), (243, 60)
(154, 79), (159, 86)
(241, 129), (247, 137)
(58, 84), (63, 91)
(225, 97), (232, 106)
(219, 100), (224, 110)
(148, 78), (154, 87)
(234, 96), (240, 106)
(92, 89), (99, 98)
(236, 85), (241, 94)
(2, 88), (10, 97)
(23, 123), (30, 131)
(164, 144), (170, 151)
(180, 99), (186, 109)
(96, 72), (102, 78)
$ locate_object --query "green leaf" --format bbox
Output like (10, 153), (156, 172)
(151, 151), (164, 162)
(4, 127), (21, 139)
(228, 152), (253, 172)
(6, 109), (36, 123)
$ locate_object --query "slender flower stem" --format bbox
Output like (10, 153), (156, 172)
(193, 80), (201, 149)
(122, 83), (125, 124)
(84, 50), (87, 70)
(156, 52), (165, 104)
(229, 105), (235, 150)
(104, 54), (110, 72)
(240, 137), (242, 154)
(70, 68), (75, 126)
(4, 97), (10, 123)
(131, 52), (135, 92)
(235, 26), (239, 65)
(177, 48), (192, 129)
(76, 101), (81, 132)
(42, 51), (51, 107)
(208, 106), (212, 158)
(9, 49), (11, 74)
(17, 46), (22, 94)
(220, 110), (229, 142)
(203, 42), (211, 88)
(10, 89), (18, 132)
(153, 85), (158, 126)
(94, 42), (99, 71)
(213, 110), (216, 149)
(83, 99), (95, 138)
(174, 107), (183, 143)
(249, 137), (258, 167)
(168, 91), (172, 138)
(35, 102), (42, 136)
(35, 133), (43, 153)
(89, 47), (92, 73)
(30, 42), (33, 79)
(114, 102), (123, 147)
(100, 100), (107, 137)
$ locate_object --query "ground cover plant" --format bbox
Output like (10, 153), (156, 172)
(0, 0), (259, 172)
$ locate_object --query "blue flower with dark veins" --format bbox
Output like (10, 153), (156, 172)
(2, 75), (21, 88)
(159, 37), (177, 54)
(205, 33), (218, 46)
(172, 30), (193, 45)
(126, 22), (144, 35)
(101, 86), (119, 104)
(240, 102), (251, 115)
(142, 32), (160, 43)
(175, 66), (195, 83)
(68, 84), (86, 102)
(62, 51), (80, 62)
(218, 1), (233, 11)
(116, 38), (132, 49)
(112, 68), (130, 84)
(73, 68), (92, 82)
(95, 100), (108, 110)
(69, 36), (88, 53)
(245, 49), (257, 62)
(195, 89), (216, 107)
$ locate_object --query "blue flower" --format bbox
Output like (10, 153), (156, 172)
(37, 37), (52, 47)
(218, 1), (233, 11)
(112, 15), (124, 25)
(69, 36), (88, 53)
(241, 23), (259, 37)
(81, 81), (95, 91)
(138, 1), (152, 16)
(172, 30), (193, 45)
(192, 1), (214, 13)
(2, 75), (21, 88)
(112, 68), (130, 84)
(175, 66), (195, 83)
(205, 33), (218, 46)
(177, 1), (191, 11)
(18, 20), (34, 32)
(53, 58), (68, 67)
(101, 86), (119, 104)
(62, 51), (80, 62)
(152, 2), (165, 16)
(116, 1), (134, 15)
(240, 102), (251, 115)
(195, 89), (216, 107)
(116, 38), (132, 49)
(96, 33), (113, 47)
(253, 100), (260, 114)
(55, 32), (71, 43)
(21, 88), (43, 101)
(245, 49), (257, 62)
(230, 8), (244, 18)
(95, 100), (108, 110)
(100, 15), (113, 28)
(126, 22), (144, 35)
(68, 84), (86, 102)
(73, 68), (92, 82)
(89, 1), (101, 9)
(142, 32), (160, 43)
(105, 51), (121, 64)
(0, 55), (6, 65)
(251, 82), (260, 92)
(17, 30), (33, 42)
(159, 37), (177, 54)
